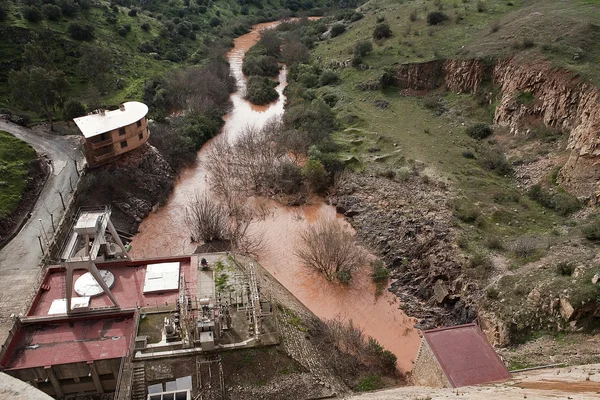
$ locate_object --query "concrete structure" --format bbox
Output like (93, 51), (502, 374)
(60, 208), (130, 313)
(411, 323), (511, 388)
(74, 102), (149, 167)
(352, 363), (600, 399)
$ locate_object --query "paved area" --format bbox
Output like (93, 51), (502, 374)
(350, 364), (600, 399)
(0, 121), (82, 344)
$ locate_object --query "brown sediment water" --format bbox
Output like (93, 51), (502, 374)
(130, 21), (420, 372)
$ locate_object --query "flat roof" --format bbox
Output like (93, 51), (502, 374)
(423, 323), (511, 387)
(4, 316), (134, 370)
(73, 101), (148, 138)
(28, 258), (197, 317)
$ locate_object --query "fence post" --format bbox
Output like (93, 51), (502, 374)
(58, 192), (66, 211)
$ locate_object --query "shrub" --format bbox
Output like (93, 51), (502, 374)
(466, 123), (493, 139)
(23, 6), (43, 22)
(477, 0), (486, 12)
(462, 150), (475, 159)
(583, 218), (600, 241)
(245, 76), (278, 105)
(373, 23), (392, 39)
(68, 21), (95, 40)
(58, 0), (79, 17)
(370, 260), (390, 282)
(242, 55), (280, 77)
(427, 11), (448, 25)
(528, 185), (580, 216)
(337, 269), (353, 284)
(302, 159), (328, 193)
(354, 40), (373, 57)
(141, 22), (151, 31)
(330, 22), (346, 37)
(298, 72), (319, 88)
(209, 16), (221, 27)
(319, 70), (339, 86)
(0, 4), (7, 22)
(486, 235), (504, 250)
(480, 150), (512, 175)
(350, 12), (363, 22)
(486, 287), (500, 299)
(556, 261), (574, 276)
(128, 8), (137, 17)
(42, 4), (62, 20)
(322, 93), (338, 107)
(409, 9), (418, 21)
(118, 26), (128, 37)
(453, 203), (480, 223)
(510, 235), (542, 258)
(63, 100), (86, 120)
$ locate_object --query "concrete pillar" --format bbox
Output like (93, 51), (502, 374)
(44, 366), (63, 398)
(87, 361), (104, 394)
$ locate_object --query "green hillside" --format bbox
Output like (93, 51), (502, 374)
(0, 0), (330, 119)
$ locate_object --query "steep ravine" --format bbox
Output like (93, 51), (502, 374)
(396, 57), (600, 200)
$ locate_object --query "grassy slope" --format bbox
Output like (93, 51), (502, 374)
(315, 0), (561, 242)
(312, 0), (600, 345)
(0, 131), (37, 218)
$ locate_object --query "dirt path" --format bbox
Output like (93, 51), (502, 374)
(0, 120), (83, 344)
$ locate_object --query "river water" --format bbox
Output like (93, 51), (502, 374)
(130, 21), (420, 372)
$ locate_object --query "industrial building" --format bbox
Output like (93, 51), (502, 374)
(411, 323), (511, 388)
(74, 102), (150, 168)
(0, 208), (276, 399)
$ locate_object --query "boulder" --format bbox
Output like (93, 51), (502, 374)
(559, 296), (575, 321)
(592, 273), (600, 285)
(433, 279), (449, 304)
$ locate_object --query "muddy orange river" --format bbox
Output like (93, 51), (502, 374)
(130, 21), (420, 372)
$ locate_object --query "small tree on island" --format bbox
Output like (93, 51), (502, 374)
(295, 219), (366, 284)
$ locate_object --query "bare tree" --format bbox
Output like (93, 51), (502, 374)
(185, 192), (228, 243)
(226, 200), (269, 256)
(205, 119), (305, 201)
(184, 192), (268, 256)
(295, 219), (366, 282)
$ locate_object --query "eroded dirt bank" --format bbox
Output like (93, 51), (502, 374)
(396, 57), (600, 199)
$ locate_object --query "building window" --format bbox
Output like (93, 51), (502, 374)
(139, 132), (143, 140)
(119, 127), (126, 136)
(120, 140), (128, 148)
(136, 120), (142, 128)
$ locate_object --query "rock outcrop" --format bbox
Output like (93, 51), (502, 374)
(395, 57), (600, 200)
(330, 173), (474, 329)
(78, 143), (175, 233)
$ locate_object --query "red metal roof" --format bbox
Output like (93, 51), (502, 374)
(423, 323), (511, 387)
(4, 315), (134, 370)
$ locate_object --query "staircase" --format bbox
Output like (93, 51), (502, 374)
(131, 364), (146, 400)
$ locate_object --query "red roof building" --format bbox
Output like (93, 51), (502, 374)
(411, 323), (511, 388)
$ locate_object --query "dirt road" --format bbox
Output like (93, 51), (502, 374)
(0, 121), (82, 343)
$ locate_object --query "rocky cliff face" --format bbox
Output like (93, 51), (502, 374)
(78, 143), (175, 233)
(395, 57), (600, 200)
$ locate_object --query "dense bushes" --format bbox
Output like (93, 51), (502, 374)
(528, 184), (580, 216)
(242, 55), (280, 77)
(23, 6), (43, 22)
(63, 100), (85, 120)
(330, 22), (346, 37)
(466, 123), (493, 139)
(427, 11), (448, 25)
(42, 4), (62, 21)
(68, 21), (95, 40)
(319, 70), (339, 86)
(479, 149), (512, 176)
(354, 40), (373, 57)
(245, 76), (278, 105)
(372, 23), (391, 39)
